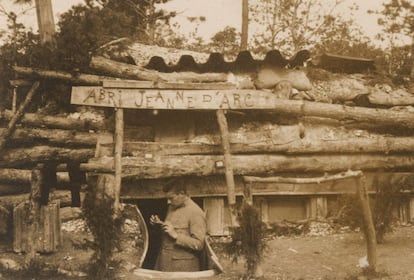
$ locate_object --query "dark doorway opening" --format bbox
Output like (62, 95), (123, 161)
(124, 198), (168, 269)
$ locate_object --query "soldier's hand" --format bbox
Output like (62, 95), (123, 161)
(150, 215), (163, 225)
(162, 221), (178, 239)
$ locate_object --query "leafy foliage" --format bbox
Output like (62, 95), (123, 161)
(226, 202), (267, 279)
(82, 182), (123, 280)
(334, 175), (414, 243)
(249, 0), (363, 55)
(209, 26), (240, 59)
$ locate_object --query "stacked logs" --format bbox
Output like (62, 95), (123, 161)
(0, 108), (104, 199)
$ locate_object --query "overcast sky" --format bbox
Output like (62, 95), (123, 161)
(0, 0), (401, 48)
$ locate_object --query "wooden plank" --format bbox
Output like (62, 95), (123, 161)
(71, 87), (275, 109)
(71, 87), (414, 129)
(306, 197), (328, 219)
(204, 198), (225, 236)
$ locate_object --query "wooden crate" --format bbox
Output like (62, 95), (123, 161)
(13, 200), (61, 253)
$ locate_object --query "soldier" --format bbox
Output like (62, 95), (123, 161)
(150, 181), (207, 272)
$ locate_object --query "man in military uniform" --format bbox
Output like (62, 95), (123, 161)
(151, 181), (207, 272)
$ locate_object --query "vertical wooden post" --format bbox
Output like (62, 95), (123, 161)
(26, 165), (42, 263)
(114, 108), (124, 212)
(409, 196), (414, 223)
(243, 181), (253, 206)
(356, 175), (377, 272)
(216, 109), (236, 206)
(68, 161), (85, 207)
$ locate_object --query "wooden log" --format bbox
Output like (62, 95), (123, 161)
(90, 56), (229, 83)
(0, 169), (69, 186)
(0, 82), (40, 153)
(120, 136), (414, 156)
(12, 65), (115, 85)
(1, 110), (105, 131)
(216, 110), (236, 206)
(243, 170), (363, 184)
(24, 166), (42, 259)
(1, 190), (81, 209)
(0, 183), (30, 195)
(356, 175), (377, 272)
(103, 79), (236, 90)
(81, 154), (414, 179)
(0, 127), (98, 147)
(114, 108), (124, 211)
(9, 79), (34, 87)
(0, 146), (94, 168)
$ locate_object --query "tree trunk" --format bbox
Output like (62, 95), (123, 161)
(241, 0), (249, 50)
(0, 146), (94, 168)
(34, 0), (55, 45)
(81, 154), (414, 179)
(1, 110), (105, 131)
(90, 56), (229, 82)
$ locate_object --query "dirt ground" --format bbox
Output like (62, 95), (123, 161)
(1, 217), (413, 280)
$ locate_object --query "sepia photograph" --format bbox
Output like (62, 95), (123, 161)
(0, 0), (413, 279)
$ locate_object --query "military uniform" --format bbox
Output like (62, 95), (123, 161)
(154, 198), (206, 272)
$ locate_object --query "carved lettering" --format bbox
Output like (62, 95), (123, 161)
(220, 94), (230, 108)
(146, 96), (153, 108)
(135, 91), (145, 107)
(203, 94), (212, 103)
(187, 96), (194, 108)
(233, 93), (241, 107)
(155, 91), (165, 103)
(176, 91), (184, 102)
(245, 94), (254, 107)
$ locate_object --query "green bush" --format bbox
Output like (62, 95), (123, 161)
(226, 201), (267, 279)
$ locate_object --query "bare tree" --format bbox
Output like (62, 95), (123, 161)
(249, 0), (352, 55)
(241, 0), (249, 50)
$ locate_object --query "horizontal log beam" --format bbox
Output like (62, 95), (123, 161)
(12, 65), (115, 85)
(243, 170), (363, 184)
(0, 127), (98, 147)
(0, 190), (79, 208)
(0, 169), (69, 184)
(120, 173), (414, 198)
(81, 154), (414, 179)
(119, 136), (414, 156)
(0, 146), (94, 168)
(1, 110), (105, 131)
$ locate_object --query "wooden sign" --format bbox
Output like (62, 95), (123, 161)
(71, 86), (278, 110)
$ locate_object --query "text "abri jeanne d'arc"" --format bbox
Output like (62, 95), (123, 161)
(78, 88), (272, 109)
